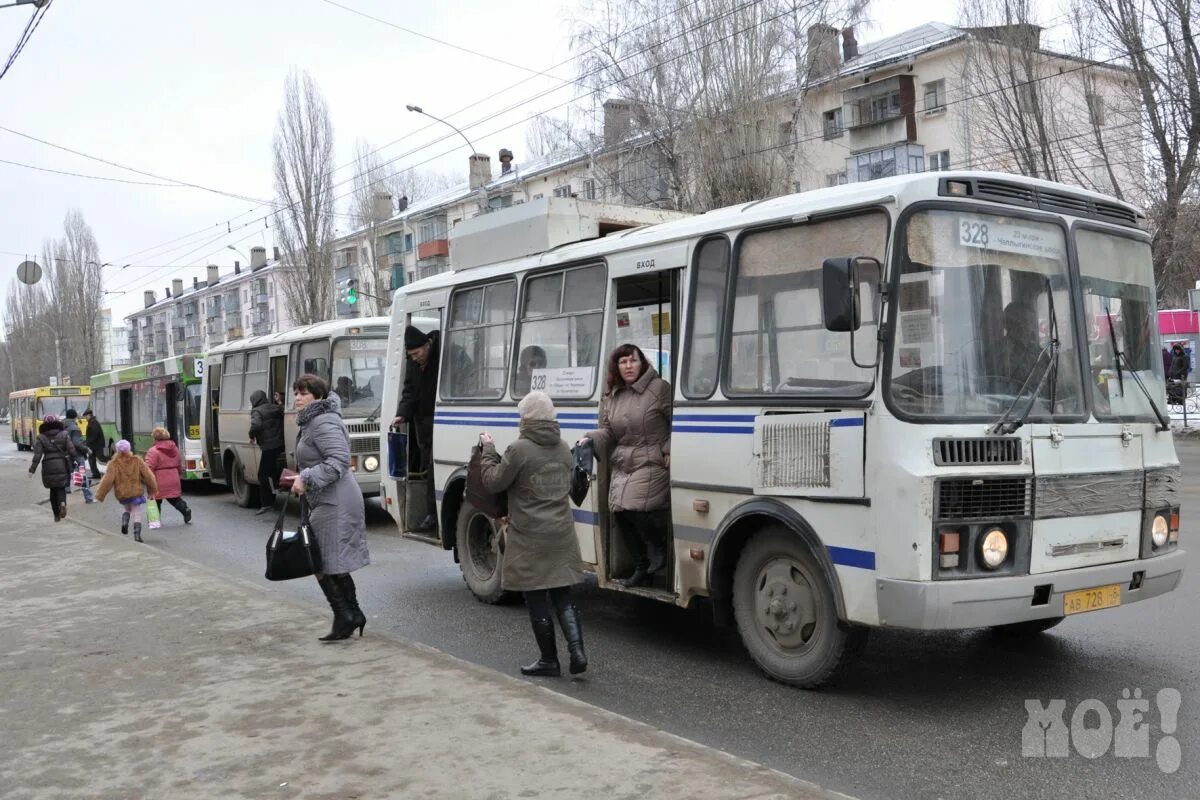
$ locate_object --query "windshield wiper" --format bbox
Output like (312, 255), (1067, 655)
(365, 400), (384, 425)
(1103, 305), (1171, 431)
(990, 278), (1060, 435)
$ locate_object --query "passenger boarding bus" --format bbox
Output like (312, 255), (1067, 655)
(89, 355), (208, 479)
(201, 318), (390, 506)
(379, 175), (1185, 687)
(9, 385), (91, 450)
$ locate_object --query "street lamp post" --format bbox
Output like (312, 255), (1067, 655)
(406, 104), (488, 214)
(0, 0), (49, 9)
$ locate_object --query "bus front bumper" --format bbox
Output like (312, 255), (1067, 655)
(875, 549), (1186, 630)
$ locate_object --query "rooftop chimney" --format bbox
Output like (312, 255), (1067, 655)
(144, 290), (155, 309)
(207, 264), (220, 286)
(841, 27), (858, 61)
(273, 246), (280, 262)
(806, 24), (840, 78)
(172, 278), (184, 297)
(372, 192), (393, 222)
(193, 277), (199, 289)
(499, 148), (514, 175)
(397, 195), (409, 213)
(603, 99), (633, 145)
(250, 246), (268, 271)
(234, 261), (241, 274)
(468, 153), (492, 190)
(165, 286), (172, 299)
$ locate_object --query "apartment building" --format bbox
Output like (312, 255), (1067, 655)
(126, 246), (294, 364)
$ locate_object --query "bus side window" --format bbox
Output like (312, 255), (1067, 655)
(444, 280), (516, 399)
(512, 264), (605, 400)
(683, 238), (730, 398)
(222, 354), (245, 411)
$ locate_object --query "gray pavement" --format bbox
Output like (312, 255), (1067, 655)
(0, 495), (845, 800)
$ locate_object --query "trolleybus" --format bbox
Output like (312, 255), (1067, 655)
(201, 317), (390, 505)
(380, 176), (1185, 687)
(9, 385), (91, 450)
(89, 354), (208, 479)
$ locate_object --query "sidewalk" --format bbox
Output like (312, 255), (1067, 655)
(0, 500), (847, 800)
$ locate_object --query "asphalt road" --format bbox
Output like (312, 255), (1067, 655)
(8, 434), (1199, 800)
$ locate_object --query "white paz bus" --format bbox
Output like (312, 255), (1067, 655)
(379, 179), (1184, 687)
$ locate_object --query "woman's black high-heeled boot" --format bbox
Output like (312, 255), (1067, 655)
(554, 601), (588, 674)
(520, 614), (561, 677)
(337, 574), (366, 636)
(317, 575), (358, 641)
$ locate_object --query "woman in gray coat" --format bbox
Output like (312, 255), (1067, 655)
(580, 344), (672, 587)
(290, 374), (370, 642)
(480, 391), (588, 677)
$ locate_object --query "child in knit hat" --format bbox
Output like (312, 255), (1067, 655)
(95, 440), (159, 543)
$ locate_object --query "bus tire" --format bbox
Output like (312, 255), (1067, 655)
(732, 527), (864, 689)
(456, 499), (516, 605)
(230, 456), (256, 508)
(989, 617), (1064, 637)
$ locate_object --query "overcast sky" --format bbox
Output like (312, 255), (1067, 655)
(0, 0), (961, 323)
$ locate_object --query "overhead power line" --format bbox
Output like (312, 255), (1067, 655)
(0, 0), (50, 84)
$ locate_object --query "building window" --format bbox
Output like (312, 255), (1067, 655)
(927, 150), (951, 171)
(826, 171), (848, 187)
(778, 120), (794, 147)
(583, 179), (596, 200)
(923, 80), (945, 112)
(532, 193), (544, 200)
(1086, 93), (1106, 126)
(404, 233), (413, 252)
(418, 216), (448, 243)
(553, 184), (573, 198)
(822, 108), (844, 139)
(847, 143), (926, 183)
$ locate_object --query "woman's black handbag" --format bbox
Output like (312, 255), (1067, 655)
(264, 495), (322, 581)
(466, 444), (508, 519)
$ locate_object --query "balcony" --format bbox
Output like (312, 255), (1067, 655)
(417, 238), (450, 260)
(252, 319), (270, 336)
(227, 326), (244, 341)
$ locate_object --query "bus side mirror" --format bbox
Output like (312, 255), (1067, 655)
(823, 257), (861, 331)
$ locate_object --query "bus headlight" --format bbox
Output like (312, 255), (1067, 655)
(1151, 514), (1170, 549)
(979, 528), (1009, 569)
(363, 455), (379, 472)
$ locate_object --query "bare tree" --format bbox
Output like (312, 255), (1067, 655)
(273, 69), (336, 325)
(1082, 0), (1200, 304)
(573, 0), (870, 211)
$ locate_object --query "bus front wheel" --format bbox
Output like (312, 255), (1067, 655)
(456, 499), (515, 605)
(732, 528), (865, 689)
(229, 456), (256, 508)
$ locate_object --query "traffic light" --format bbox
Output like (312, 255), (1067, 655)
(339, 277), (359, 306)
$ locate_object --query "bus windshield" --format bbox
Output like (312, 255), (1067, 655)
(889, 209), (1085, 420)
(330, 337), (388, 416)
(1076, 229), (1164, 421)
(39, 394), (89, 418)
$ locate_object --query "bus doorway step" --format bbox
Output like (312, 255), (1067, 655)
(605, 582), (677, 601)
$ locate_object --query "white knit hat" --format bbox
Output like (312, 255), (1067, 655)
(517, 390), (556, 421)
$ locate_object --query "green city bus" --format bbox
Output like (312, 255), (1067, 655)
(89, 354), (209, 480)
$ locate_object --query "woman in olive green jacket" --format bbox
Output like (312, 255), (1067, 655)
(480, 391), (588, 678)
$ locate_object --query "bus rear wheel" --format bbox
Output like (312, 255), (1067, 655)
(229, 456), (256, 508)
(732, 528), (865, 689)
(456, 499), (515, 605)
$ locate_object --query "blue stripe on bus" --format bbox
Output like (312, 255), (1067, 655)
(572, 508), (599, 525)
(830, 418), (865, 428)
(435, 411), (519, 418)
(434, 418), (595, 430)
(672, 425), (755, 434)
(827, 545), (875, 570)
(674, 414), (757, 422)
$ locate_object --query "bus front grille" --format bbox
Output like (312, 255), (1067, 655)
(933, 437), (1022, 466)
(350, 437), (377, 454)
(936, 477), (1031, 521)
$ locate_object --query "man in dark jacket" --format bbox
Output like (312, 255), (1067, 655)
(62, 409), (93, 502)
(393, 325), (440, 531)
(82, 409), (105, 478)
(249, 389), (285, 514)
(1169, 344), (1191, 381)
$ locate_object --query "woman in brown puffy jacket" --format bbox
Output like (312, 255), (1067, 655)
(580, 344), (672, 587)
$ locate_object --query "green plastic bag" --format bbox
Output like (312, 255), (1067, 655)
(146, 497), (161, 528)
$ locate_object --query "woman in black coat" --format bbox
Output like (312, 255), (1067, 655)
(29, 415), (77, 522)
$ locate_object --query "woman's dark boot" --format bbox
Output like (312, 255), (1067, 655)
(554, 602), (588, 675)
(617, 520), (650, 587)
(120, 512), (130, 535)
(132, 523), (143, 543)
(645, 531), (667, 575)
(338, 574), (367, 636)
(317, 575), (358, 642)
(520, 615), (561, 677)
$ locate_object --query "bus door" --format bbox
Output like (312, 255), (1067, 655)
(206, 362), (225, 481)
(165, 382), (180, 443)
(607, 266), (682, 593)
(403, 310), (442, 536)
(270, 356), (287, 404)
(118, 388), (134, 443)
